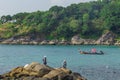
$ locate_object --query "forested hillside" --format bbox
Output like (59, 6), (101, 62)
(0, 0), (120, 40)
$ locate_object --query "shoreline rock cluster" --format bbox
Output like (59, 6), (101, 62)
(0, 31), (119, 45)
(0, 62), (86, 80)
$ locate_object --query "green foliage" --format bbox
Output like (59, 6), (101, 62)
(101, 0), (120, 34)
(0, 23), (17, 38)
(69, 19), (80, 32)
(0, 0), (119, 40)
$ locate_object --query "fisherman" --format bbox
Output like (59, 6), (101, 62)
(62, 60), (67, 68)
(43, 56), (47, 65)
(91, 48), (97, 53)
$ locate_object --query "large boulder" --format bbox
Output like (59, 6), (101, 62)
(114, 40), (120, 46)
(24, 62), (54, 77)
(0, 62), (86, 80)
(96, 31), (116, 45)
(1, 67), (39, 79)
(58, 39), (70, 45)
(43, 68), (72, 79)
(48, 40), (58, 45)
(43, 68), (86, 80)
(71, 35), (84, 45)
(71, 35), (95, 45)
(71, 72), (87, 80)
(40, 40), (49, 45)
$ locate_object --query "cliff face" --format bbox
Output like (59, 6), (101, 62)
(71, 31), (118, 45)
(95, 31), (117, 45)
(0, 31), (118, 45)
(0, 62), (86, 80)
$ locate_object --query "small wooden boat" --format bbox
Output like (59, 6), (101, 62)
(79, 50), (104, 55)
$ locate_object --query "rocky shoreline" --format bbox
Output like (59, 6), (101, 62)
(0, 62), (86, 80)
(0, 31), (120, 46)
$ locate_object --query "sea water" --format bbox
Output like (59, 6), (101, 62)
(0, 44), (120, 80)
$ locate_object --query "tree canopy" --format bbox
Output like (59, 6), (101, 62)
(0, 0), (119, 40)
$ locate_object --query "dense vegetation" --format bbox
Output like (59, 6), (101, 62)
(0, 0), (120, 40)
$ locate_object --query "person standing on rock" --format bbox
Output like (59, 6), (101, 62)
(43, 56), (47, 65)
(62, 60), (67, 68)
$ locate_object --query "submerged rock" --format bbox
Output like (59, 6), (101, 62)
(0, 62), (86, 80)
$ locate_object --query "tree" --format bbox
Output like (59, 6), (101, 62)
(69, 19), (80, 33)
(1, 16), (7, 23)
(101, 1), (120, 34)
(12, 12), (29, 24)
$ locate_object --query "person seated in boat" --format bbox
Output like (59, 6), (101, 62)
(91, 48), (97, 53)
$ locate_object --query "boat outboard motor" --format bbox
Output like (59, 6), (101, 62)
(100, 50), (104, 54)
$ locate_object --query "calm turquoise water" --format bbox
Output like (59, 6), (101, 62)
(0, 44), (120, 80)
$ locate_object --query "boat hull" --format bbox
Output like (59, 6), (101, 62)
(80, 51), (104, 55)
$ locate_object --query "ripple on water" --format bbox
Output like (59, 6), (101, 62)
(76, 66), (120, 80)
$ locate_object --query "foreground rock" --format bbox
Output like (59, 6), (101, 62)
(0, 62), (86, 80)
